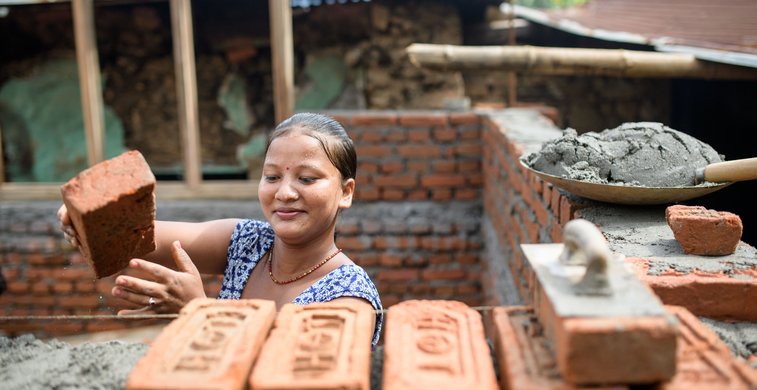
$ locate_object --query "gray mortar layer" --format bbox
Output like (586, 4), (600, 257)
(523, 122), (723, 187)
(578, 205), (757, 276)
(0, 334), (147, 389)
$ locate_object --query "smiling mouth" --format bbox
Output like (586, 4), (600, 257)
(274, 209), (303, 219)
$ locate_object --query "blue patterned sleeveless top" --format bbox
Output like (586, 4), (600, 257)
(218, 219), (383, 347)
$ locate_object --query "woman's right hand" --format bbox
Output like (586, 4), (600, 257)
(57, 204), (81, 249)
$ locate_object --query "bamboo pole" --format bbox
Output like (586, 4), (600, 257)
(407, 44), (757, 80)
(170, 0), (202, 188)
(72, 0), (105, 166)
(269, 0), (294, 124)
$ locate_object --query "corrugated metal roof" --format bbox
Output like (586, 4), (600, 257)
(506, 0), (757, 68)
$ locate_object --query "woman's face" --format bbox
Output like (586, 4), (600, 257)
(259, 131), (354, 245)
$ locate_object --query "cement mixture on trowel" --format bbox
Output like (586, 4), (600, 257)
(523, 122), (723, 187)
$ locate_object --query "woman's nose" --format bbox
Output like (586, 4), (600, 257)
(275, 178), (299, 201)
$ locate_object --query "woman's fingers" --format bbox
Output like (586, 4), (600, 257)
(126, 258), (171, 283)
(171, 241), (199, 275)
(114, 274), (165, 299)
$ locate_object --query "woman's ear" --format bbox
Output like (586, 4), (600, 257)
(339, 178), (355, 209)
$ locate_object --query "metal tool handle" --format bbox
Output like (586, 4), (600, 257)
(696, 157), (757, 184)
(559, 219), (612, 296)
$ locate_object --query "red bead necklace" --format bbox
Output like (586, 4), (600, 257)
(267, 243), (342, 285)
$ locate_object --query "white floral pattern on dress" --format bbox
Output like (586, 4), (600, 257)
(219, 219), (383, 347)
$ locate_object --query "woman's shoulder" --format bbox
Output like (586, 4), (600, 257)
(296, 264), (381, 305)
(230, 219), (274, 243)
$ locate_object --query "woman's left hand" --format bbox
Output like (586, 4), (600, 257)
(112, 241), (206, 315)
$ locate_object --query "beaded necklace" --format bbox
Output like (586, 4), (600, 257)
(267, 243), (342, 285)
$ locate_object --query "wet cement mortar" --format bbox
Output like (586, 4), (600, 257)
(2, 329), (754, 388)
(523, 122), (723, 187)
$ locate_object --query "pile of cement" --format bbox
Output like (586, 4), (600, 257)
(523, 122), (723, 187)
(0, 334), (147, 389)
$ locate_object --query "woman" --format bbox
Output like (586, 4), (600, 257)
(59, 113), (383, 346)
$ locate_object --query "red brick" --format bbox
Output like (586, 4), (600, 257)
(379, 253), (403, 267)
(432, 160), (457, 174)
(60, 150), (156, 278)
(350, 111), (397, 126)
(361, 130), (385, 142)
(432, 127), (457, 142)
(375, 269), (419, 281)
(380, 160), (404, 174)
(355, 144), (393, 157)
(381, 188), (405, 201)
(250, 302), (373, 390)
(355, 186), (379, 201)
(374, 174), (418, 188)
(383, 300), (497, 389)
(490, 306), (627, 390)
(665, 205), (742, 255)
(397, 145), (441, 158)
(420, 174), (466, 188)
(524, 244), (678, 385)
(455, 188), (480, 200)
(336, 236), (372, 251)
(431, 189), (453, 201)
(6, 281), (29, 294)
(454, 142), (482, 157)
(663, 305), (757, 389)
(422, 268), (466, 280)
(385, 128), (408, 142)
(407, 128), (431, 142)
(629, 263), (757, 321)
(459, 126), (481, 140)
(406, 189), (429, 200)
(126, 299), (275, 390)
(398, 112), (449, 126)
(406, 160), (430, 173)
(53, 281), (76, 294)
(449, 112), (480, 125)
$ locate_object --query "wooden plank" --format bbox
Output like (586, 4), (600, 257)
(269, 0), (294, 124)
(72, 0), (105, 166)
(170, 0), (202, 188)
(407, 44), (757, 79)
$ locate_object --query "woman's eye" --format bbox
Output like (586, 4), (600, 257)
(299, 177), (316, 184)
(264, 175), (279, 182)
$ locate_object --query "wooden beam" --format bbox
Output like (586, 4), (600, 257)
(407, 44), (757, 80)
(72, 0), (105, 166)
(269, 0), (294, 124)
(170, 0), (202, 188)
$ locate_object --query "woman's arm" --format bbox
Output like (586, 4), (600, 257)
(145, 219), (240, 274)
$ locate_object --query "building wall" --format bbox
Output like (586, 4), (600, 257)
(1, 110), (755, 355)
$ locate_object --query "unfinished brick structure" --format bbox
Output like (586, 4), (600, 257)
(1, 109), (756, 384)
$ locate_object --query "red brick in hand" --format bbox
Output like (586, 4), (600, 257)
(126, 299), (276, 390)
(60, 150), (156, 278)
(666, 205), (742, 256)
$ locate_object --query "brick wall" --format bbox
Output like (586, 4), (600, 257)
(2, 108), (756, 342)
(0, 110), (487, 337)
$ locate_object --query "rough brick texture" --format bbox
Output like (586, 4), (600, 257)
(490, 305), (757, 390)
(666, 205), (743, 256)
(383, 300), (497, 390)
(490, 306), (627, 390)
(126, 299), (275, 390)
(250, 302), (373, 390)
(60, 150), (156, 277)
